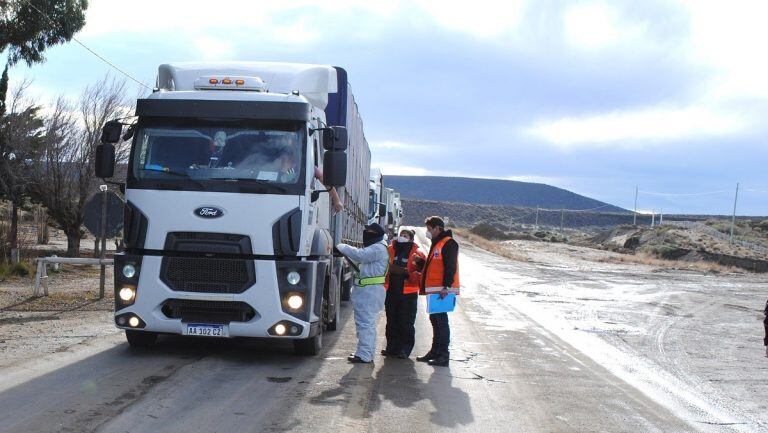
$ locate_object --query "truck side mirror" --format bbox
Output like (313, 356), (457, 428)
(322, 151), (347, 187)
(322, 126), (348, 151)
(95, 144), (116, 179)
(101, 121), (123, 144)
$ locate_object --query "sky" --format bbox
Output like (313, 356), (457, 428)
(6, 0), (768, 215)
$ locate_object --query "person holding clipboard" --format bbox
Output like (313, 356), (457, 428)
(417, 216), (460, 367)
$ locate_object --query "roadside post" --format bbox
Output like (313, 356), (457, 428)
(83, 190), (124, 298)
(99, 184), (108, 299)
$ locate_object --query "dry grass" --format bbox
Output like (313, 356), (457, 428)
(597, 253), (742, 274)
(453, 229), (530, 262)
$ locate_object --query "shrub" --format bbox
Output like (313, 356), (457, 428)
(0, 261), (33, 279)
(0, 263), (10, 281)
(11, 262), (32, 277)
(470, 223), (510, 240)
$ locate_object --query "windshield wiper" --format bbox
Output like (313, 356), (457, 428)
(140, 168), (206, 189)
(208, 177), (289, 193)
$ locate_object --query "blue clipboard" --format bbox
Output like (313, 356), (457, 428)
(427, 293), (456, 314)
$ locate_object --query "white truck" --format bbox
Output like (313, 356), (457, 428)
(95, 62), (370, 355)
(368, 173), (402, 236)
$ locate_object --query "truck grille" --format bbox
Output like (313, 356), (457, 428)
(160, 256), (255, 294)
(162, 299), (257, 324)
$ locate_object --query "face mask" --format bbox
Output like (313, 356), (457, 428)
(425, 230), (433, 240)
(397, 236), (410, 243)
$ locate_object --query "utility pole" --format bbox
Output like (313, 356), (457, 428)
(633, 186), (638, 225)
(560, 208), (565, 233)
(651, 211), (655, 228)
(729, 182), (739, 243)
(534, 205), (539, 229)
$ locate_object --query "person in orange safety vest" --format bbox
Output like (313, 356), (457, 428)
(382, 229), (426, 358)
(417, 216), (459, 367)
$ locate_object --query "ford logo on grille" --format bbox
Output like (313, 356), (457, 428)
(194, 206), (224, 219)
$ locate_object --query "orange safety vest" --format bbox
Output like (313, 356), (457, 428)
(384, 243), (424, 294)
(420, 236), (460, 295)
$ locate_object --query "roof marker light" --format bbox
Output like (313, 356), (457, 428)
(194, 76), (268, 92)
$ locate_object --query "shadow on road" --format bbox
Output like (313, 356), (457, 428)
(425, 368), (474, 428)
(0, 303), (355, 433)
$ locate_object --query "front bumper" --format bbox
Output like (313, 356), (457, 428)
(114, 255), (320, 339)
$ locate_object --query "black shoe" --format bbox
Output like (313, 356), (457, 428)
(347, 355), (372, 364)
(416, 353), (435, 362)
(396, 353), (409, 359)
(428, 357), (449, 367)
(381, 349), (394, 357)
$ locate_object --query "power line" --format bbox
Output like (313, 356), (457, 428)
(562, 203), (614, 213)
(12, 0), (153, 91)
(638, 189), (730, 197)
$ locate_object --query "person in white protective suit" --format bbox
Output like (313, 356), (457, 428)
(335, 223), (390, 363)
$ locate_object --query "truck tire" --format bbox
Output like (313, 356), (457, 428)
(341, 276), (351, 301)
(125, 330), (158, 347)
(326, 297), (341, 331)
(293, 332), (322, 356)
(326, 272), (341, 331)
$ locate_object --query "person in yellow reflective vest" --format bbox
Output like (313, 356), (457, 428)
(336, 223), (390, 363)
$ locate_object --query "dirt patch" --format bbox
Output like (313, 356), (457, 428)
(454, 229), (530, 262)
(0, 263), (117, 370)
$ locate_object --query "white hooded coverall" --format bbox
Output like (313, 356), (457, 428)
(336, 240), (389, 362)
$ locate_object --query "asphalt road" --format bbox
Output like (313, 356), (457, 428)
(0, 244), (702, 433)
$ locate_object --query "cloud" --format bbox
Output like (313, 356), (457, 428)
(525, 106), (747, 147)
(414, 0), (525, 38)
(194, 36), (237, 61)
(679, 0), (768, 100)
(371, 164), (429, 176)
(563, 2), (622, 50)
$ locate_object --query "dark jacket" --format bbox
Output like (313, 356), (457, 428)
(426, 229), (458, 288)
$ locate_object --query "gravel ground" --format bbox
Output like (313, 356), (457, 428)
(0, 265), (118, 370)
(469, 238), (768, 430)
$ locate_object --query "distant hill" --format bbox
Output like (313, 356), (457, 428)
(384, 176), (627, 213)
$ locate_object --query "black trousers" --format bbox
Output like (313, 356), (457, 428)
(429, 312), (450, 358)
(384, 289), (418, 356)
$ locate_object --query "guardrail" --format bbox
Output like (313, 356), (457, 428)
(33, 257), (114, 297)
(660, 220), (768, 255)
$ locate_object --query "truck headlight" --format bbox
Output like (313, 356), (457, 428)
(274, 324), (287, 335)
(287, 294), (303, 310)
(287, 271), (301, 285)
(122, 264), (136, 279)
(119, 286), (136, 302)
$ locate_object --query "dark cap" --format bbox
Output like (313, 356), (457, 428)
(364, 223), (386, 236)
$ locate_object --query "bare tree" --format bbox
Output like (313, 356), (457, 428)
(0, 70), (45, 262)
(30, 74), (129, 256)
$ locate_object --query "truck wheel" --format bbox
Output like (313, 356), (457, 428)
(293, 332), (322, 356)
(341, 278), (351, 301)
(125, 330), (158, 347)
(326, 298), (341, 331)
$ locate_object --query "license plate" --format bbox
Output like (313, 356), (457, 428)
(184, 323), (229, 338)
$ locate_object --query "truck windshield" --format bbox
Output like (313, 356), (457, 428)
(131, 120), (305, 188)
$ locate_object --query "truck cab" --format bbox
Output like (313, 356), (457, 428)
(96, 62), (370, 355)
